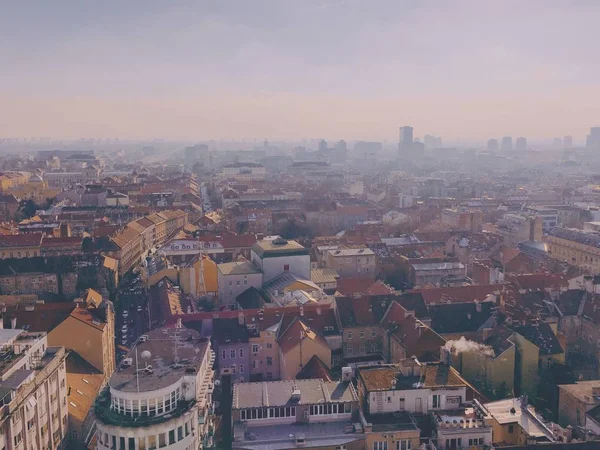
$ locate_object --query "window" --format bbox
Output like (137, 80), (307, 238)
(230, 349), (236, 358)
(397, 441), (411, 450)
(169, 430), (175, 445)
(360, 343), (366, 353)
(371, 330), (377, 338)
(284, 264), (290, 271)
(240, 364), (244, 374)
(252, 360), (257, 369)
(266, 372), (272, 380)
(231, 364), (236, 374)
(239, 348), (244, 358)
(347, 344), (353, 354)
(347, 332), (353, 340)
(508, 424), (515, 434)
(244, 279), (248, 285)
(177, 426), (183, 441)
(229, 281), (233, 286)
(360, 331), (365, 339)
(14, 432), (22, 446)
(266, 343), (272, 349)
(266, 356), (273, 366)
(252, 344), (259, 353)
(222, 350), (226, 360)
(399, 398), (405, 410)
(373, 442), (388, 450)
(432, 394), (441, 409)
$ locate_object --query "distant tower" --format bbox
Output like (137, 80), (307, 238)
(587, 127), (600, 151)
(501, 136), (513, 151)
(264, 138), (269, 148)
(487, 139), (498, 151)
(335, 140), (347, 152)
(399, 126), (414, 145)
(553, 137), (563, 149)
(318, 139), (328, 152)
(515, 137), (527, 151)
(563, 136), (573, 149)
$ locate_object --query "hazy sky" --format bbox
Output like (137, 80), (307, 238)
(2, 0), (600, 142)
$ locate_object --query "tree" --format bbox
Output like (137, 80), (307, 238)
(279, 219), (313, 239)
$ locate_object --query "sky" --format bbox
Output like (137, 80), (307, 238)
(1, 0), (600, 143)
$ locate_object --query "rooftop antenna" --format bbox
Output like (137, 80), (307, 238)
(135, 348), (140, 395)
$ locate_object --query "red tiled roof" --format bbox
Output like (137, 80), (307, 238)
(410, 284), (504, 305)
(336, 278), (394, 297)
(222, 233), (257, 248)
(0, 233), (43, 248)
(506, 273), (569, 291)
(277, 318), (329, 353)
(491, 246), (521, 265)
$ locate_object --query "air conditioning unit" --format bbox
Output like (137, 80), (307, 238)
(122, 358), (133, 367)
(139, 335), (148, 342)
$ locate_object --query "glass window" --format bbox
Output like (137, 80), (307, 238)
(239, 348), (244, 358)
(230, 349), (236, 358)
(157, 433), (165, 448)
(169, 430), (175, 445)
(177, 426), (183, 441)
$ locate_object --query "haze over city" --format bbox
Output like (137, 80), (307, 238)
(2, 0), (600, 142)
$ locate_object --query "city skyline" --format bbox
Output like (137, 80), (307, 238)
(2, 0), (600, 140)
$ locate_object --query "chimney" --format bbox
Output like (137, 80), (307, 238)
(316, 306), (321, 315)
(482, 328), (492, 341)
(299, 306), (304, 317)
(520, 394), (528, 409)
(176, 318), (183, 329)
(475, 300), (482, 313)
(0, 315), (3, 329)
(11, 316), (17, 329)
(238, 312), (245, 326)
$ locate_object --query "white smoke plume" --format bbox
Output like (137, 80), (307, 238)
(444, 336), (494, 357)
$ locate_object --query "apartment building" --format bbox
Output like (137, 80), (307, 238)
(546, 228), (600, 272)
(324, 247), (376, 279)
(0, 329), (69, 450)
(0, 234), (43, 259)
(217, 259), (262, 307)
(231, 378), (364, 450)
(250, 237), (311, 282)
(108, 226), (142, 276)
(95, 326), (215, 450)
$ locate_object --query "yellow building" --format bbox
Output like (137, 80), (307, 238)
(8, 173), (61, 203)
(48, 290), (115, 378)
(278, 317), (332, 380)
(0, 233), (43, 259)
(546, 227), (600, 272)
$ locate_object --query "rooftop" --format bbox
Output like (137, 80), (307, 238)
(218, 260), (261, 276)
(251, 238), (308, 258)
(109, 327), (209, 393)
(0, 233), (43, 248)
(358, 362), (466, 392)
(558, 380), (600, 403)
(547, 228), (600, 248)
(484, 397), (555, 441)
(232, 378), (357, 409)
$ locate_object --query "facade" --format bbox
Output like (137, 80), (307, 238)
(217, 260), (262, 307)
(231, 378), (364, 450)
(0, 234), (43, 259)
(356, 360), (468, 415)
(250, 237), (310, 282)
(324, 247), (377, 279)
(213, 318), (250, 383)
(95, 327), (215, 450)
(440, 208), (483, 232)
(526, 206), (558, 232)
(220, 163), (266, 181)
(432, 402), (494, 450)
(0, 329), (69, 450)
(558, 380), (600, 434)
(48, 298), (116, 379)
(43, 167), (101, 187)
(545, 228), (600, 272)
(407, 257), (466, 287)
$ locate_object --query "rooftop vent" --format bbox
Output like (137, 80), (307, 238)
(272, 237), (288, 246)
(122, 358), (133, 367)
(291, 389), (301, 402)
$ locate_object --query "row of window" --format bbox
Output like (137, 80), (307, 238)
(240, 406), (296, 420)
(309, 403), (351, 415)
(346, 342), (378, 354)
(228, 279), (249, 286)
(222, 348), (245, 359)
(373, 440), (411, 450)
(347, 330), (377, 340)
(251, 343), (273, 352)
(99, 419), (193, 449)
(111, 388), (182, 417)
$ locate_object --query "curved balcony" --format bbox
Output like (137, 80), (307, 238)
(95, 389), (196, 428)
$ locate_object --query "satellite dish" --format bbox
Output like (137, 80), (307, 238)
(214, 380), (221, 386)
(141, 350), (152, 360)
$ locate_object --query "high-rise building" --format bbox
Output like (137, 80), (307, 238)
(318, 139), (328, 152)
(335, 140), (347, 152)
(95, 326), (215, 450)
(586, 127), (600, 151)
(0, 330), (68, 450)
(515, 137), (527, 151)
(563, 135), (573, 149)
(399, 126), (413, 145)
(501, 136), (513, 151)
(486, 139), (498, 151)
(552, 137), (563, 149)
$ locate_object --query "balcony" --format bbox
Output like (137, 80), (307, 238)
(94, 389), (196, 428)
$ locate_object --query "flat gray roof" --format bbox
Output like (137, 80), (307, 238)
(232, 379), (357, 409)
(110, 328), (209, 393)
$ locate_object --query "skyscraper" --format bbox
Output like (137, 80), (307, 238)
(501, 136), (513, 151)
(399, 126), (413, 145)
(563, 136), (573, 149)
(515, 137), (527, 151)
(586, 127), (600, 151)
(318, 139), (328, 152)
(553, 137), (562, 149)
(487, 139), (498, 151)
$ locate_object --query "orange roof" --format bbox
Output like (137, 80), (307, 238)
(278, 318), (329, 353)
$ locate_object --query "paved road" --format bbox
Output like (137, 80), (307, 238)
(115, 275), (149, 357)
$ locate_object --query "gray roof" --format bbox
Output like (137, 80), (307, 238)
(218, 260), (261, 276)
(547, 227), (600, 248)
(251, 238), (308, 258)
(109, 328), (209, 393)
(263, 272), (319, 295)
(232, 379), (357, 409)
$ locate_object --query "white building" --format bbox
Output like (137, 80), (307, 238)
(95, 326), (215, 450)
(356, 360), (468, 415)
(217, 260), (263, 307)
(219, 163), (266, 181)
(0, 329), (69, 450)
(250, 237), (310, 283)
